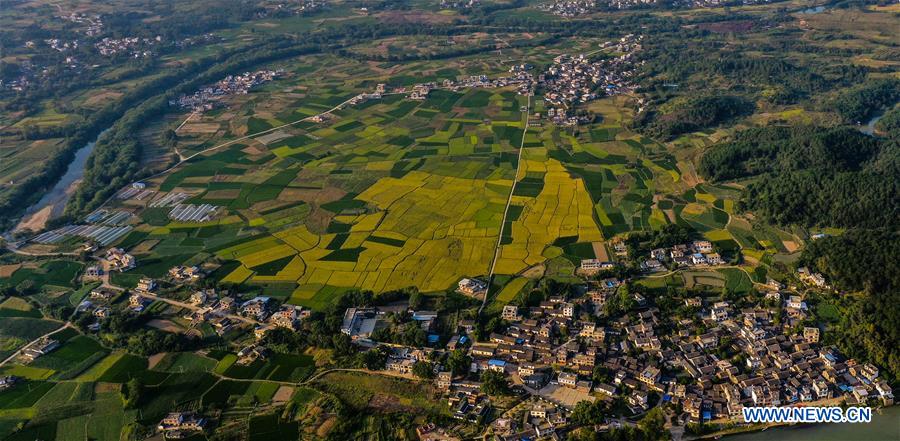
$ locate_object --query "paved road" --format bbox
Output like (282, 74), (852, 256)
(480, 94), (532, 315)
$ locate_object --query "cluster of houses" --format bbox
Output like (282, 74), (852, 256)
(797, 267), (829, 289)
(20, 338), (59, 363)
(539, 37), (642, 124)
(105, 247), (136, 271)
(168, 265), (203, 283)
(169, 69), (283, 111)
(641, 240), (726, 271)
(399, 66), (536, 104)
(157, 411), (207, 438)
(596, 0), (771, 9)
(44, 38), (79, 52)
(446, 382), (492, 422)
(259, 0), (325, 16)
(95, 35), (159, 58)
(0, 59), (41, 92)
(183, 291), (244, 336)
(78, 278), (158, 326)
(0, 376), (18, 391)
(416, 424), (460, 441)
(58, 11), (104, 36)
(439, 0), (480, 9)
(656, 304), (894, 421)
(578, 239), (728, 275)
(461, 284), (893, 427)
(236, 344), (269, 365)
(538, 0), (597, 17)
(457, 277), (489, 298)
(340, 307), (439, 345)
(493, 399), (570, 440)
(398, 269), (894, 434)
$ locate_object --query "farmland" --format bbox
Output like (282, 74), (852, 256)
(0, 0), (897, 439)
(21, 48), (774, 309)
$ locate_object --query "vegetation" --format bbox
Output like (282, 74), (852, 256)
(800, 229), (900, 382)
(1, 0), (899, 439)
(635, 95), (754, 140)
(700, 126), (898, 229)
(832, 78), (900, 124)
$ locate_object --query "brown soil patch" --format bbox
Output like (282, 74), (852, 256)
(697, 20), (756, 34)
(83, 90), (124, 108)
(241, 145), (265, 155)
(147, 353), (167, 369)
(304, 209), (333, 234)
(273, 386), (295, 403)
(368, 393), (415, 413)
(179, 123), (221, 134)
(249, 200), (294, 213)
(782, 240), (799, 253)
(204, 189), (242, 199)
(129, 239), (160, 255)
(521, 264), (545, 279)
(147, 319), (182, 333)
(278, 186), (345, 204)
(315, 416), (336, 438)
(377, 10), (455, 25)
(592, 241), (610, 261)
(14, 205), (53, 233)
(95, 382), (121, 394)
(0, 264), (22, 278)
(17, 243), (58, 255)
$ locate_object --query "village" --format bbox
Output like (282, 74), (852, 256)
(43, 228), (865, 441)
(538, 0), (598, 17)
(169, 69), (284, 111)
(540, 35), (643, 123)
(320, 266), (894, 440)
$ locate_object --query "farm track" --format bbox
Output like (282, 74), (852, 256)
(480, 94), (531, 316)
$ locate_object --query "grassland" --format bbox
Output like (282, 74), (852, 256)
(312, 371), (445, 415)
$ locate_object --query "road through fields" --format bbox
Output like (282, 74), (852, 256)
(481, 94), (531, 315)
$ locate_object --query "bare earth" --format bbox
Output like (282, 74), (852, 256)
(272, 385), (295, 403)
(147, 353), (167, 369)
(592, 241), (610, 261)
(0, 264), (22, 278)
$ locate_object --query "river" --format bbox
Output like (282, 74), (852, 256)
(11, 128), (111, 234)
(721, 405), (900, 441)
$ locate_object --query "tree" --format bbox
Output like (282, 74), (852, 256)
(638, 407), (670, 441)
(445, 349), (471, 377)
(122, 378), (143, 409)
(571, 399), (608, 426)
(479, 370), (509, 396)
(408, 289), (424, 310)
(360, 347), (388, 370)
(412, 361), (434, 380)
(332, 333), (354, 357)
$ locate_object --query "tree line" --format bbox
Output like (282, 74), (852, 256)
(699, 125), (898, 229)
(799, 229), (900, 382)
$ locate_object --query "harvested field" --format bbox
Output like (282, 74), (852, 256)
(179, 122), (222, 134)
(0, 264), (21, 278)
(146, 319), (182, 333)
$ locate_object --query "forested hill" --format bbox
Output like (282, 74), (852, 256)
(698, 126), (898, 229)
(800, 230), (900, 382)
